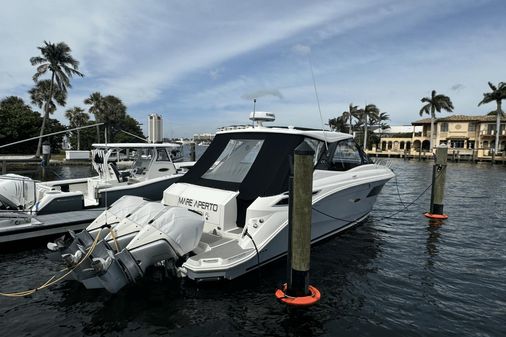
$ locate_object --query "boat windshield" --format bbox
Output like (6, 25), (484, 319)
(132, 148), (154, 172)
(179, 132), (311, 198)
(202, 139), (264, 183)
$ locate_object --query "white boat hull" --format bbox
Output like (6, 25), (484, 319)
(183, 177), (389, 281)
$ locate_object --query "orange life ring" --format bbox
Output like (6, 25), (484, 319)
(424, 212), (448, 219)
(275, 283), (321, 307)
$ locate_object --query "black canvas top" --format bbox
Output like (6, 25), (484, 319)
(179, 132), (306, 200)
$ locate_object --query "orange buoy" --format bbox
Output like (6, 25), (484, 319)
(424, 212), (448, 220)
(275, 283), (321, 307)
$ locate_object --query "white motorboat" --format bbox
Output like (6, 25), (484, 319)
(54, 112), (394, 293)
(0, 142), (192, 244)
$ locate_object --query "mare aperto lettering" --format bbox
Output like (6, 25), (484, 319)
(178, 197), (219, 212)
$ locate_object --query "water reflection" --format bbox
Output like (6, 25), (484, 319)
(426, 219), (444, 261)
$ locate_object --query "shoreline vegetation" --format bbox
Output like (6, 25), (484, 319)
(1, 41), (145, 157)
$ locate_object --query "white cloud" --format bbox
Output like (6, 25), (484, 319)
(1, 0), (504, 137)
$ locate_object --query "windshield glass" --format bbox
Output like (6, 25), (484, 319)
(303, 138), (325, 166)
(132, 148), (153, 170)
(202, 139), (264, 183)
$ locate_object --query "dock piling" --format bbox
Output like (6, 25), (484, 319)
(190, 142), (196, 161)
(425, 145), (448, 219)
(275, 142), (320, 307)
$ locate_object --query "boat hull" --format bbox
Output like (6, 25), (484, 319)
(0, 175), (182, 245)
(183, 178), (390, 281)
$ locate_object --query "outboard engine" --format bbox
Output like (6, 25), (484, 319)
(53, 197), (169, 288)
(66, 202), (171, 289)
(48, 195), (150, 256)
(0, 174), (35, 210)
(90, 207), (204, 293)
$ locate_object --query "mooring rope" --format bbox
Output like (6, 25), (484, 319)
(0, 227), (103, 298)
(312, 168), (441, 224)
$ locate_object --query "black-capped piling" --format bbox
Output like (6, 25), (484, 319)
(425, 145), (448, 219)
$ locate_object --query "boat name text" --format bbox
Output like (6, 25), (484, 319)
(178, 197), (219, 212)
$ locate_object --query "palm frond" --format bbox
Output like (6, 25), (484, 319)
(488, 82), (497, 91)
(419, 104), (430, 116)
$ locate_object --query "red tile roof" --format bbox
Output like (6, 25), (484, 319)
(412, 114), (505, 125)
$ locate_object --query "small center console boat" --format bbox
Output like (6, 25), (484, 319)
(0, 142), (191, 244)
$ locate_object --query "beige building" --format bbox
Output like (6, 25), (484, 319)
(372, 114), (506, 158)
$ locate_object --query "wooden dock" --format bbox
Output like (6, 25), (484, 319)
(367, 150), (506, 164)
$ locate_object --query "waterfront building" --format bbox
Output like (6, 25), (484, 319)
(192, 133), (215, 142)
(370, 114), (506, 159)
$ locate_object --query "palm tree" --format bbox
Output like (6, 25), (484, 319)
(371, 111), (390, 149)
(84, 92), (104, 142)
(29, 79), (67, 113)
(361, 104), (380, 150)
(30, 41), (83, 157)
(342, 104), (360, 135)
(328, 116), (347, 132)
(65, 107), (89, 150)
(419, 90), (454, 150)
(478, 82), (506, 153)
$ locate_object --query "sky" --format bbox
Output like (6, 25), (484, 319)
(1, 0), (505, 138)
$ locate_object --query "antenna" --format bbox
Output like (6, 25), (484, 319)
(252, 98), (256, 128)
(308, 54), (328, 151)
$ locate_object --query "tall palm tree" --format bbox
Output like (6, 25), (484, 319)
(328, 116), (347, 132)
(84, 92), (104, 143)
(29, 79), (67, 114)
(419, 90), (454, 150)
(342, 104), (359, 135)
(374, 112), (390, 131)
(361, 104), (380, 150)
(371, 111), (390, 149)
(478, 82), (506, 153)
(65, 107), (89, 150)
(30, 41), (83, 157)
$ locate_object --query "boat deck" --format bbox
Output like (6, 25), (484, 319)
(0, 208), (104, 243)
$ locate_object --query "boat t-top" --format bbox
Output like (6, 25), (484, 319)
(0, 142), (190, 244)
(52, 112), (394, 293)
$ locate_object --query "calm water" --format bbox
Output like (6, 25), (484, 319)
(0, 158), (505, 336)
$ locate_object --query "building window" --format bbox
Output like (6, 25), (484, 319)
(467, 140), (475, 149)
(440, 123), (448, 132)
(451, 140), (464, 148)
(468, 123), (476, 132)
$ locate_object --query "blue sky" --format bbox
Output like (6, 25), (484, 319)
(1, 0), (505, 138)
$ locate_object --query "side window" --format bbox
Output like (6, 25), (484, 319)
(302, 138), (325, 166)
(157, 149), (170, 161)
(331, 139), (366, 171)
